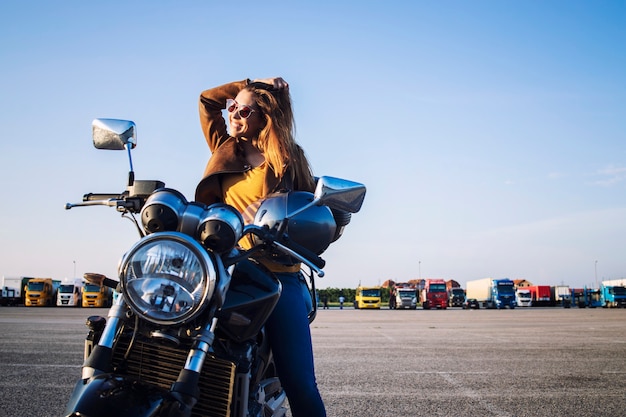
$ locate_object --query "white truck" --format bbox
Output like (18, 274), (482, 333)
(1, 276), (26, 306)
(553, 285), (571, 307)
(392, 287), (417, 309)
(516, 288), (532, 307)
(57, 278), (84, 307)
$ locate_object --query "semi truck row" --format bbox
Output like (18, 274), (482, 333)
(349, 279), (626, 310)
(1, 276), (113, 307)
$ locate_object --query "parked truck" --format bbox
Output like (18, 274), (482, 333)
(515, 288), (531, 307)
(527, 285), (552, 307)
(466, 278), (516, 309)
(57, 278), (84, 307)
(572, 287), (602, 308)
(82, 283), (112, 308)
(447, 287), (466, 307)
(551, 285), (572, 307)
(600, 284), (626, 308)
(353, 286), (382, 309)
(25, 278), (60, 307)
(391, 286), (417, 309)
(421, 279), (448, 309)
(1, 276), (30, 306)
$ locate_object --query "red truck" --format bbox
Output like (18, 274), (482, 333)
(421, 279), (448, 309)
(527, 285), (552, 307)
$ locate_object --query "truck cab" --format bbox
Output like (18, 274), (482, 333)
(600, 285), (626, 308)
(448, 287), (466, 307)
(490, 279), (516, 309)
(516, 288), (532, 307)
(57, 279), (83, 307)
(421, 279), (448, 309)
(392, 287), (417, 309)
(82, 283), (112, 308)
(25, 278), (58, 307)
(354, 286), (381, 309)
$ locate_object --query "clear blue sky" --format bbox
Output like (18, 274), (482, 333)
(1, 1), (624, 290)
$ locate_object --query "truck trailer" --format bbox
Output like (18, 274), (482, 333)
(572, 287), (602, 308)
(527, 285), (552, 307)
(551, 285), (572, 308)
(1, 276), (30, 306)
(466, 278), (516, 309)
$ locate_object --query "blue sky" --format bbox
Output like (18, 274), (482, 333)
(1, 1), (624, 290)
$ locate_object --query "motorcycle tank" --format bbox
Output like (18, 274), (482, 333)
(217, 259), (281, 343)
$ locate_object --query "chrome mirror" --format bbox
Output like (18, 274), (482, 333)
(314, 176), (366, 213)
(92, 118), (137, 150)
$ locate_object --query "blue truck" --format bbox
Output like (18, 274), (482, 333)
(600, 284), (626, 308)
(466, 278), (517, 309)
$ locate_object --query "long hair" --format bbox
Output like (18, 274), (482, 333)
(245, 82), (315, 191)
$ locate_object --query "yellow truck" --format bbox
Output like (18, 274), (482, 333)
(82, 283), (112, 307)
(354, 286), (382, 309)
(25, 278), (59, 307)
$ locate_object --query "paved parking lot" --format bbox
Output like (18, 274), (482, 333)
(0, 306), (625, 416)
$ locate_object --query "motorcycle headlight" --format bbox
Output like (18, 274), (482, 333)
(119, 232), (216, 325)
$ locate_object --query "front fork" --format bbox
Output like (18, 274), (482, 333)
(80, 296), (220, 416)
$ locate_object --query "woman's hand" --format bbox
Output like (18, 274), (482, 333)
(252, 77), (289, 91)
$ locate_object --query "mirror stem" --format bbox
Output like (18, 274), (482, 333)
(125, 143), (135, 186)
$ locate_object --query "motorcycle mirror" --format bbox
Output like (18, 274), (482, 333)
(92, 118), (137, 150)
(92, 118), (137, 186)
(285, 176), (366, 220)
(313, 176), (366, 214)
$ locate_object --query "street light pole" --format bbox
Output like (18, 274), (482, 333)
(73, 260), (76, 279)
(594, 260), (598, 288)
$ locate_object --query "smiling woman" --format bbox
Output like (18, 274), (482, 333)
(195, 77), (326, 417)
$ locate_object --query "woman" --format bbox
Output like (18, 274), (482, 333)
(195, 77), (326, 417)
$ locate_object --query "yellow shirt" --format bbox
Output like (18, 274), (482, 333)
(222, 164), (266, 227)
(221, 164), (301, 273)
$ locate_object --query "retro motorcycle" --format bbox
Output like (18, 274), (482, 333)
(63, 118), (365, 417)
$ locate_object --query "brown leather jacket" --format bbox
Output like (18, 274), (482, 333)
(194, 79), (313, 205)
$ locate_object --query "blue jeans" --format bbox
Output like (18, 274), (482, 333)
(265, 272), (326, 417)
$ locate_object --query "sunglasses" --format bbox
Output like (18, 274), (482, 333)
(226, 99), (256, 119)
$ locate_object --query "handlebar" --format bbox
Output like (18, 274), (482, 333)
(83, 193), (126, 201)
(65, 192), (144, 212)
(65, 199), (121, 210)
(243, 225), (326, 277)
(277, 238), (326, 270)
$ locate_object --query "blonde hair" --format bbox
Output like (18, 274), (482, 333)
(246, 83), (315, 191)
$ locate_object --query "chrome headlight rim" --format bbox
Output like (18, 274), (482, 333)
(119, 231), (216, 326)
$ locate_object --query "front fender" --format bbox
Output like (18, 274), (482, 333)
(65, 373), (172, 417)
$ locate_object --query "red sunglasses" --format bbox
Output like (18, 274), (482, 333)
(226, 99), (256, 119)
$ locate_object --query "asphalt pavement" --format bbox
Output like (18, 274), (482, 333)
(0, 306), (625, 416)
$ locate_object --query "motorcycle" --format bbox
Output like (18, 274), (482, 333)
(64, 118), (366, 417)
